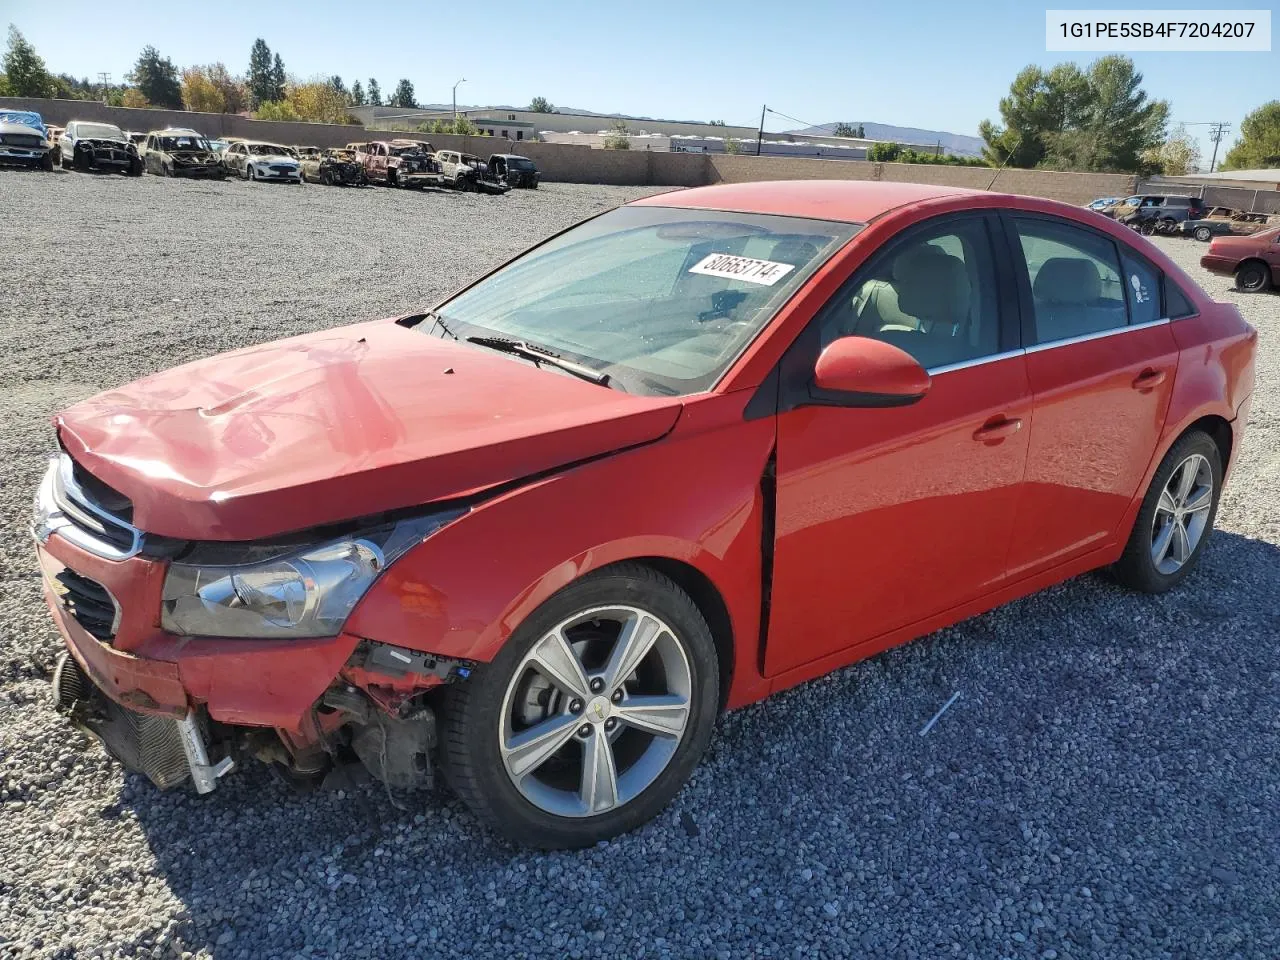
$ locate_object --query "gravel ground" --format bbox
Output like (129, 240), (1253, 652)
(1, 169), (1277, 960)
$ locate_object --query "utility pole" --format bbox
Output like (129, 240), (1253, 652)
(97, 72), (111, 104)
(1207, 121), (1231, 173)
(453, 78), (466, 119)
(755, 104), (766, 157)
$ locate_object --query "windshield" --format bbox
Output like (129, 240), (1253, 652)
(248, 143), (290, 156)
(159, 135), (210, 151)
(391, 145), (426, 156)
(77, 123), (125, 141)
(430, 206), (858, 396)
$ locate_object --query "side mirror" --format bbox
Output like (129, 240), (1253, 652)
(811, 336), (931, 407)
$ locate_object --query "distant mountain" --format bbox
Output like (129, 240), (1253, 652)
(790, 122), (985, 157)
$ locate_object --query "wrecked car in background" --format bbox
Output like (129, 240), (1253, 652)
(301, 147), (366, 186)
(358, 139), (444, 188)
(144, 129), (225, 179)
(433, 150), (509, 193)
(488, 153), (539, 189)
(222, 141), (302, 183)
(59, 121), (143, 176)
(0, 110), (54, 171)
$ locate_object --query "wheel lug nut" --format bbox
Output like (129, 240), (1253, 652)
(589, 678), (604, 693)
(569, 699), (583, 714)
(579, 724), (592, 737)
(611, 689), (623, 703)
(604, 718), (617, 732)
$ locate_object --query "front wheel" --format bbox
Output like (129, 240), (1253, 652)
(1112, 430), (1222, 593)
(1193, 225), (1212, 242)
(439, 563), (719, 849)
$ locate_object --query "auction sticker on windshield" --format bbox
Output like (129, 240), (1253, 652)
(689, 254), (796, 286)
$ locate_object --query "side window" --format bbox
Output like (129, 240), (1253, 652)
(819, 217), (1002, 371)
(1121, 253), (1161, 324)
(1013, 218), (1127, 345)
(1164, 277), (1197, 319)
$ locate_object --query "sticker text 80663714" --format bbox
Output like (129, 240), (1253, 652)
(688, 254), (796, 287)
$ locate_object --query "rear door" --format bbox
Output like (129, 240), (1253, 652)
(1002, 215), (1178, 579)
(765, 213), (1032, 677)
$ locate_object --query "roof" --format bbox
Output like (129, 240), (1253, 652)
(1165, 169), (1280, 184)
(631, 180), (980, 223)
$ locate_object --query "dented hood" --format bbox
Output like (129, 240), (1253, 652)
(56, 319), (683, 540)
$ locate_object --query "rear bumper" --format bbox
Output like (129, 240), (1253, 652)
(35, 534), (360, 732)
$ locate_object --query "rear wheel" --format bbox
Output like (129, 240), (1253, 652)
(439, 563), (719, 849)
(1235, 260), (1272, 293)
(1112, 430), (1222, 593)
(1193, 225), (1212, 242)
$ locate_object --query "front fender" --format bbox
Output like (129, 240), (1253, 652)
(344, 393), (776, 708)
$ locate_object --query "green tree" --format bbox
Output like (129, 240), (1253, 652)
(247, 39), (274, 107)
(528, 96), (554, 113)
(254, 99), (300, 121)
(206, 62), (247, 114)
(868, 141), (902, 162)
(367, 78), (382, 106)
(329, 75), (346, 97)
(981, 56), (1165, 173)
(451, 114), (476, 135)
(270, 53), (286, 101)
(350, 79), (365, 105)
(832, 122), (858, 138)
(127, 46), (182, 109)
(602, 120), (630, 150)
(390, 78), (415, 108)
(1220, 101), (1280, 170)
(3, 26), (53, 97)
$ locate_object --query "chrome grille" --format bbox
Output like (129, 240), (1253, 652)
(35, 454), (144, 560)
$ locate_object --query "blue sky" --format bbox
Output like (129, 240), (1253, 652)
(6, 0), (1274, 163)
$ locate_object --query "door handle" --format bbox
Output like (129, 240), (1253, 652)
(972, 417), (1022, 442)
(1132, 368), (1167, 391)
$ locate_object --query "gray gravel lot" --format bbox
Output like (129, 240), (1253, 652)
(1, 168), (1277, 960)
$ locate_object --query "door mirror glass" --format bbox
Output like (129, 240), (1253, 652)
(812, 336), (930, 406)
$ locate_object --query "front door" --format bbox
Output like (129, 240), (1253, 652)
(765, 214), (1031, 677)
(1002, 215), (1178, 578)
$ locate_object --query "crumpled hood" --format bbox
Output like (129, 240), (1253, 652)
(56, 319), (683, 540)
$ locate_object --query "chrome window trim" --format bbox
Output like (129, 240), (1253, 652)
(925, 316), (1173, 375)
(33, 455), (145, 561)
(928, 349), (1025, 376)
(1024, 316), (1171, 355)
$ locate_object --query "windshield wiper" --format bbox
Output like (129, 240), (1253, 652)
(466, 336), (611, 387)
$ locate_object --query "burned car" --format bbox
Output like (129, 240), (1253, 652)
(58, 120), (142, 175)
(144, 129), (225, 179)
(487, 153), (539, 188)
(0, 109), (54, 171)
(222, 141), (302, 183)
(357, 139), (444, 188)
(434, 150), (509, 194)
(301, 147), (366, 186)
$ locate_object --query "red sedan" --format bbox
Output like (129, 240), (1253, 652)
(35, 181), (1256, 848)
(1200, 225), (1280, 293)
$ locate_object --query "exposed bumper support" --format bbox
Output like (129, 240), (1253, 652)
(175, 713), (235, 793)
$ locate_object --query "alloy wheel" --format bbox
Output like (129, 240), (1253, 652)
(498, 605), (692, 818)
(1150, 453), (1214, 575)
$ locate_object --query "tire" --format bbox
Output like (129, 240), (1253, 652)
(320, 168), (331, 186)
(1111, 430), (1223, 593)
(1193, 225), (1213, 243)
(73, 148), (90, 172)
(41, 151), (54, 172)
(439, 562), (719, 849)
(242, 164), (252, 181)
(1234, 260), (1272, 293)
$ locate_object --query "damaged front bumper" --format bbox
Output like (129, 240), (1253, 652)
(37, 530), (475, 795)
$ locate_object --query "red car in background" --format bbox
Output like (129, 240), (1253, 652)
(35, 181), (1256, 849)
(1200, 225), (1280, 292)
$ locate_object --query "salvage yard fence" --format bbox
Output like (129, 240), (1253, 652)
(5, 98), (1139, 205)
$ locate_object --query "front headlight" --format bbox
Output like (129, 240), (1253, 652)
(160, 511), (462, 638)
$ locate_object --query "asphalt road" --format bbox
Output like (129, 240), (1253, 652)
(0, 168), (1276, 959)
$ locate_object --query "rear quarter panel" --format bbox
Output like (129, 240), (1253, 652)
(344, 393), (776, 709)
